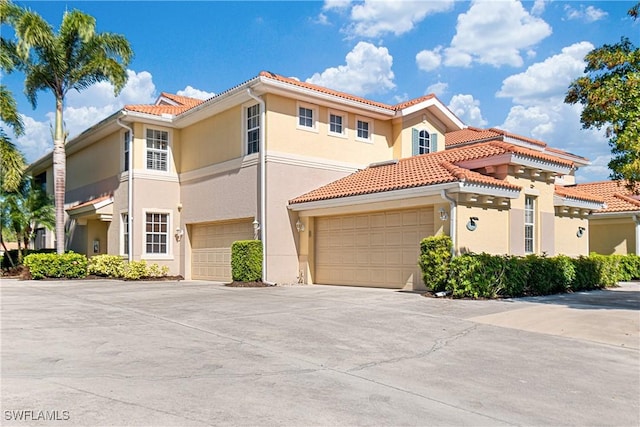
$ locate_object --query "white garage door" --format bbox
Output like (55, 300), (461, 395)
(315, 208), (434, 288)
(191, 220), (254, 281)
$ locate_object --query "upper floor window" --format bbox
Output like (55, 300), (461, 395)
(329, 112), (346, 137)
(297, 103), (318, 132)
(146, 129), (168, 171)
(356, 118), (372, 142)
(412, 129), (438, 155)
(123, 130), (130, 172)
(145, 212), (168, 255)
(524, 196), (536, 254)
(247, 104), (260, 155)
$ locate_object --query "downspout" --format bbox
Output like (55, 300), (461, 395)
(441, 190), (457, 257)
(247, 89), (269, 283)
(116, 115), (134, 263)
(634, 215), (640, 255)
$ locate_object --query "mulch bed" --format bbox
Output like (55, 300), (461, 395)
(225, 280), (274, 287)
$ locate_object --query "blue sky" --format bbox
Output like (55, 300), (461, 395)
(3, 0), (638, 183)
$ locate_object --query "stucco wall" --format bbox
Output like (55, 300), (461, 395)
(555, 214), (589, 257)
(264, 94), (393, 165)
(589, 218), (636, 255)
(66, 132), (121, 192)
(179, 106), (242, 172)
(456, 204), (511, 255)
(396, 111), (446, 158)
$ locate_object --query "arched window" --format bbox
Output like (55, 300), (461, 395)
(418, 130), (430, 154)
(412, 128), (438, 155)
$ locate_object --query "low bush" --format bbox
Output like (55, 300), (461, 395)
(616, 254), (640, 281)
(123, 260), (149, 280)
(231, 240), (262, 282)
(1, 248), (55, 270)
(525, 254), (575, 295)
(88, 255), (126, 277)
(23, 252), (88, 279)
(419, 235), (452, 292)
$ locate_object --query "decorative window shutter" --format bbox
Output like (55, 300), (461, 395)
(412, 129), (419, 156)
(431, 133), (438, 152)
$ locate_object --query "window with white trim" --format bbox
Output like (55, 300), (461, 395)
(297, 103), (318, 131)
(121, 213), (129, 255)
(146, 129), (168, 171)
(356, 118), (372, 142)
(329, 112), (346, 137)
(524, 196), (535, 254)
(246, 104), (260, 155)
(145, 212), (168, 254)
(123, 131), (130, 172)
(412, 128), (438, 155)
(418, 130), (430, 154)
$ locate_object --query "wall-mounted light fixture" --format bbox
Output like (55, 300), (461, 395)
(576, 226), (585, 238)
(174, 227), (184, 242)
(466, 217), (479, 231)
(253, 219), (261, 240)
(439, 208), (449, 221)
(296, 218), (305, 232)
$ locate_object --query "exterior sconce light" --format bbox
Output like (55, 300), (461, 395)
(296, 218), (305, 232)
(175, 227), (184, 242)
(576, 226), (585, 238)
(438, 208), (449, 221)
(253, 219), (261, 240)
(466, 217), (479, 231)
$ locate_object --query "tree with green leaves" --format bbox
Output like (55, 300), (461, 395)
(0, 0), (26, 193)
(565, 5), (640, 191)
(8, 1), (132, 253)
(2, 178), (55, 262)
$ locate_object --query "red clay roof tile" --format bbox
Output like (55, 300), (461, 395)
(573, 181), (640, 213)
(554, 185), (604, 204)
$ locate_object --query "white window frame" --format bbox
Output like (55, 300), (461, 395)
(145, 128), (171, 172)
(524, 196), (536, 254)
(297, 102), (318, 132)
(142, 209), (173, 259)
(418, 130), (431, 154)
(123, 130), (130, 172)
(356, 116), (373, 143)
(120, 211), (129, 256)
(328, 110), (347, 138)
(245, 103), (260, 156)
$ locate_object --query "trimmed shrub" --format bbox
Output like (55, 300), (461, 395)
(572, 254), (620, 290)
(616, 254), (640, 281)
(419, 235), (452, 292)
(88, 255), (126, 277)
(525, 254), (575, 295)
(23, 252), (88, 279)
(445, 253), (529, 299)
(123, 260), (149, 280)
(1, 248), (55, 270)
(231, 240), (262, 282)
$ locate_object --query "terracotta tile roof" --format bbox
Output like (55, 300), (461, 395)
(288, 141), (548, 205)
(125, 92), (204, 117)
(554, 185), (604, 204)
(573, 181), (640, 213)
(259, 71), (395, 111)
(446, 127), (546, 148)
(393, 94), (436, 110)
(67, 194), (113, 212)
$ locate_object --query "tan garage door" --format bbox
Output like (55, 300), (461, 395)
(191, 220), (254, 281)
(315, 208), (433, 288)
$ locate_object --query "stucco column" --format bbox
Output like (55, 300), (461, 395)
(634, 215), (640, 255)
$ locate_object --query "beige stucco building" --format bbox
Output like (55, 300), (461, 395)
(27, 71), (604, 289)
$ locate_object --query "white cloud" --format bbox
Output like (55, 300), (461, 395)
(427, 82), (448, 97)
(444, 0), (552, 67)
(531, 0), (548, 16)
(565, 5), (608, 23)
(416, 47), (442, 71)
(306, 42), (395, 96)
(496, 41), (594, 105)
(17, 69), (158, 163)
(448, 94), (488, 127)
(577, 155), (612, 183)
(328, 0), (454, 38)
(177, 86), (215, 100)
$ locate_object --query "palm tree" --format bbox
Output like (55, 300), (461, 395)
(11, 3), (132, 254)
(0, 0), (26, 193)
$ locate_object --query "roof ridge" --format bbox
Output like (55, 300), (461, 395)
(614, 193), (640, 207)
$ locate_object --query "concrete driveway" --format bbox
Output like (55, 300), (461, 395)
(1, 279), (638, 426)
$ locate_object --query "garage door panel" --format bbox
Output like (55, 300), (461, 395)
(315, 208), (433, 288)
(191, 220), (253, 281)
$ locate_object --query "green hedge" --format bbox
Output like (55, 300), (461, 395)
(419, 245), (639, 299)
(231, 240), (262, 282)
(87, 255), (169, 280)
(419, 235), (452, 292)
(1, 248), (56, 269)
(23, 252), (88, 279)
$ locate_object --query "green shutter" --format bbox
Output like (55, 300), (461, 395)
(431, 133), (438, 152)
(412, 128), (419, 156)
